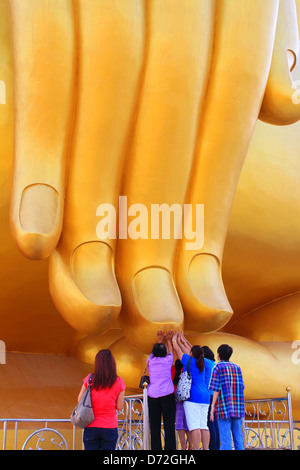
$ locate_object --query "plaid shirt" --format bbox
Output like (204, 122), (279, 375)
(209, 361), (245, 420)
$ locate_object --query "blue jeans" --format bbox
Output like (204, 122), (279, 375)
(218, 418), (244, 450)
(83, 427), (118, 450)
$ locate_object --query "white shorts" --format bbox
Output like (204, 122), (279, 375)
(183, 401), (209, 431)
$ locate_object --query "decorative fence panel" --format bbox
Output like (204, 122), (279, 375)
(243, 389), (299, 450)
(0, 388), (298, 450)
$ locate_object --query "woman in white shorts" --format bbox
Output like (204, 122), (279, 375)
(172, 332), (211, 450)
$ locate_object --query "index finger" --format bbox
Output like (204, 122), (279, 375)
(9, 0), (76, 259)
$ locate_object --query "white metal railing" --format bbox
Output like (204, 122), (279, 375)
(0, 387), (298, 450)
(1, 419), (75, 450)
(116, 388), (149, 450)
(243, 388), (298, 450)
(0, 389), (149, 451)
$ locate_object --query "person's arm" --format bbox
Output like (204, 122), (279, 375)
(165, 330), (174, 354)
(172, 332), (184, 360)
(179, 331), (192, 353)
(210, 391), (219, 421)
(77, 384), (86, 403)
(156, 329), (164, 343)
(177, 331), (191, 355)
(116, 390), (125, 411)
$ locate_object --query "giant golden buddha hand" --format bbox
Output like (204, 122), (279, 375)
(6, 0), (300, 352)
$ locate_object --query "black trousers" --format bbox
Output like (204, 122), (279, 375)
(148, 393), (176, 450)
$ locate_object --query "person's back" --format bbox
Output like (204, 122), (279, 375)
(209, 344), (245, 450)
(78, 349), (126, 450)
(84, 374), (125, 428)
(210, 360), (244, 420)
(182, 354), (210, 404)
(147, 351), (174, 398)
(203, 357), (215, 395)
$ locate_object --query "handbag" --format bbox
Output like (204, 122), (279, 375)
(139, 364), (150, 389)
(70, 373), (94, 428)
(175, 357), (192, 402)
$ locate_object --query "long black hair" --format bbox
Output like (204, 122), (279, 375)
(202, 345), (215, 361)
(93, 349), (118, 390)
(191, 345), (205, 372)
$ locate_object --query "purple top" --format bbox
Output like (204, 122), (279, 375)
(147, 352), (174, 398)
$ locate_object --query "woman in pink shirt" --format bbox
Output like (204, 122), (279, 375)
(77, 349), (126, 450)
(147, 330), (176, 450)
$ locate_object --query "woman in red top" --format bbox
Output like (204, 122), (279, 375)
(77, 349), (126, 450)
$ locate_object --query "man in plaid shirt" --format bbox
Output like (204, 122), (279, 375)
(209, 344), (245, 450)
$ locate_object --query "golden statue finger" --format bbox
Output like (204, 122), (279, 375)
(116, 0), (217, 352)
(8, 0), (76, 259)
(175, 0), (279, 333)
(49, 0), (145, 335)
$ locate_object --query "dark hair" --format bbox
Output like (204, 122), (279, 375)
(191, 345), (205, 372)
(217, 344), (233, 361)
(152, 343), (167, 357)
(93, 349), (118, 390)
(173, 359), (183, 386)
(202, 345), (215, 361)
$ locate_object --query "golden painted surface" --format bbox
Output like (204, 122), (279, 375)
(0, 0), (300, 418)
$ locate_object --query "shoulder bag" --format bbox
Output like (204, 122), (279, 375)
(70, 373), (94, 428)
(175, 357), (192, 402)
(139, 364), (150, 389)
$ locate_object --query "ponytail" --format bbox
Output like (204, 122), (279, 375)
(191, 345), (205, 372)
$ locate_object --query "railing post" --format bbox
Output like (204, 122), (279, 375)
(2, 420), (7, 450)
(14, 422), (18, 450)
(286, 387), (295, 450)
(129, 397), (133, 450)
(72, 424), (76, 450)
(143, 383), (150, 450)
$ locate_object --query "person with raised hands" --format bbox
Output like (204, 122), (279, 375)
(146, 330), (176, 450)
(172, 331), (210, 450)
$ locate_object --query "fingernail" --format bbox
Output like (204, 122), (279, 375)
(71, 241), (121, 307)
(19, 184), (59, 234)
(188, 253), (233, 312)
(133, 267), (183, 323)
